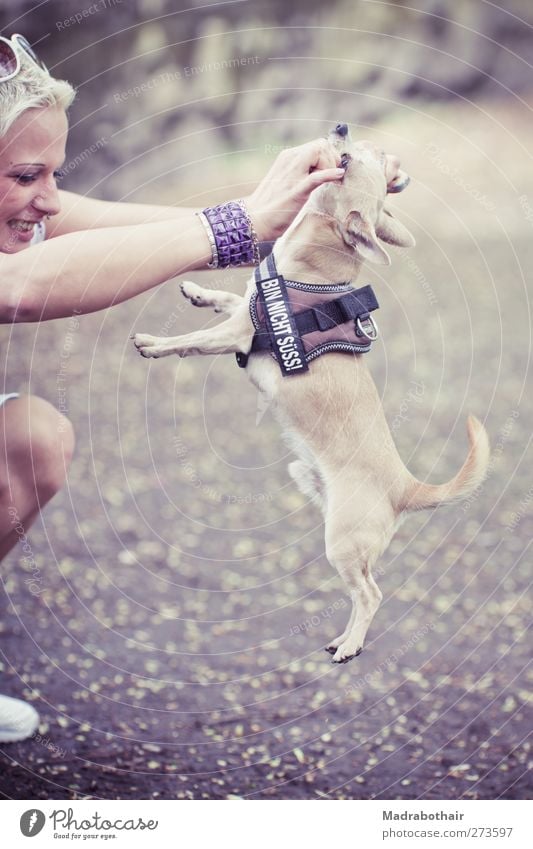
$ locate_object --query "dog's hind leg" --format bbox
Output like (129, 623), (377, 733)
(324, 566), (382, 663)
(327, 553), (383, 664)
(324, 513), (385, 664)
(181, 281), (244, 316)
(324, 603), (358, 656)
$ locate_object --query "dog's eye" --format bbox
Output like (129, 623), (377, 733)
(340, 153), (351, 169)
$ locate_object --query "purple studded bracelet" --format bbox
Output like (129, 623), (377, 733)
(197, 199), (260, 269)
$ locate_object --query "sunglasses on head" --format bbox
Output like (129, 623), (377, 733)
(0, 33), (47, 82)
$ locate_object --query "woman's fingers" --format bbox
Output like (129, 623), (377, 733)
(289, 167), (345, 208)
(246, 139), (345, 239)
(280, 139), (341, 177)
(304, 166), (345, 188)
(304, 139), (343, 172)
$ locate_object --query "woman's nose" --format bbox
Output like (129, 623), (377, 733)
(32, 179), (61, 217)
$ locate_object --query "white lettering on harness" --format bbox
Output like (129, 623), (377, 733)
(276, 336), (304, 370)
(263, 280), (294, 336)
(260, 277), (307, 373)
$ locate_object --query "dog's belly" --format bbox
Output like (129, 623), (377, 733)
(247, 351), (411, 509)
(247, 350), (375, 441)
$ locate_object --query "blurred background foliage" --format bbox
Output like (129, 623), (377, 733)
(0, 0), (531, 200)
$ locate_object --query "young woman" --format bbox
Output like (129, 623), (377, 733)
(0, 34), (344, 741)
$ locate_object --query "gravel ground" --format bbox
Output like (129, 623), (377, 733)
(0, 100), (531, 800)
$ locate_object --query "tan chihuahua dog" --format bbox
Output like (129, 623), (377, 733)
(133, 125), (490, 664)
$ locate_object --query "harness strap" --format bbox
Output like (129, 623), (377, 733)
(255, 252), (277, 283)
(253, 268), (309, 376)
(294, 285), (378, 334)
(247, 285), (377, 353)
(237, 254), (379, 372)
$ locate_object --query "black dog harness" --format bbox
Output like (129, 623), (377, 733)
(236, 253), (379, 377)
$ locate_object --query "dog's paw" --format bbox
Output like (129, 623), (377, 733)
(132, 333), (157, 348)
(180, 280), (198, 301)
(132, 334), (163, 358)
(181, 280), (208, 307)
(331, 644), (363, 665)
(325, 633), (347, 655)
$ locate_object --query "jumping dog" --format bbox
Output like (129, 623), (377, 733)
(133, 125), (490, 664)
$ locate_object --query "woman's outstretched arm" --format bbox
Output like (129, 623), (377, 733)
(0, 139), (342, 323)
(1, 213), (212, 322)
(48, 139), (343, 237)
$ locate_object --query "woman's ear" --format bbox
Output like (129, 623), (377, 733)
(344, 211), (391, 265)
(376, 208), (416, 247)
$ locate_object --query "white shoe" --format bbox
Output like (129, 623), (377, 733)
(0, 693), (39, 742)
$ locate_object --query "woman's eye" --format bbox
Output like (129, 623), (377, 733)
(15, 174), (37, 184)
(53, 170), (63, 182)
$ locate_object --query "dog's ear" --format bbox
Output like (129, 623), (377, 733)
(344, 211), (391, 266)
(376, 208), (416, 247)
(385, 154), (410, 194)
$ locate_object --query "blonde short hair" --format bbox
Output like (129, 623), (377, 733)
(0, 48), (75, 138)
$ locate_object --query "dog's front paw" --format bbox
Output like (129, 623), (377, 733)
(181, 280), (199, 302)
(132, 333), (162, 358)
(132, 333), (157, 348)
(331, 644), (363, 665)
(181, 280), (214, 309)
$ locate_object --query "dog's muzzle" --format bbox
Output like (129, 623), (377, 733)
(334, 123), (349, 138)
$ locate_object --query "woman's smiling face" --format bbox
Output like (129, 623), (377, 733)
(0, 105), (67, 252)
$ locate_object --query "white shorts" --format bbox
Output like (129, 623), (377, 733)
(0, 393), (19, 407)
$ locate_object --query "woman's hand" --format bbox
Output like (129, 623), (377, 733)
(244, 139), (344, 242)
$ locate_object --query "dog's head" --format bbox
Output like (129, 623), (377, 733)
(318, 123), (415, 266)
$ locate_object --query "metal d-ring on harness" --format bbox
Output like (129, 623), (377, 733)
(236, 253), (380, 377)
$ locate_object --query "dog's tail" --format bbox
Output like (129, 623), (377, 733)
(402, 415), (490, 512)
